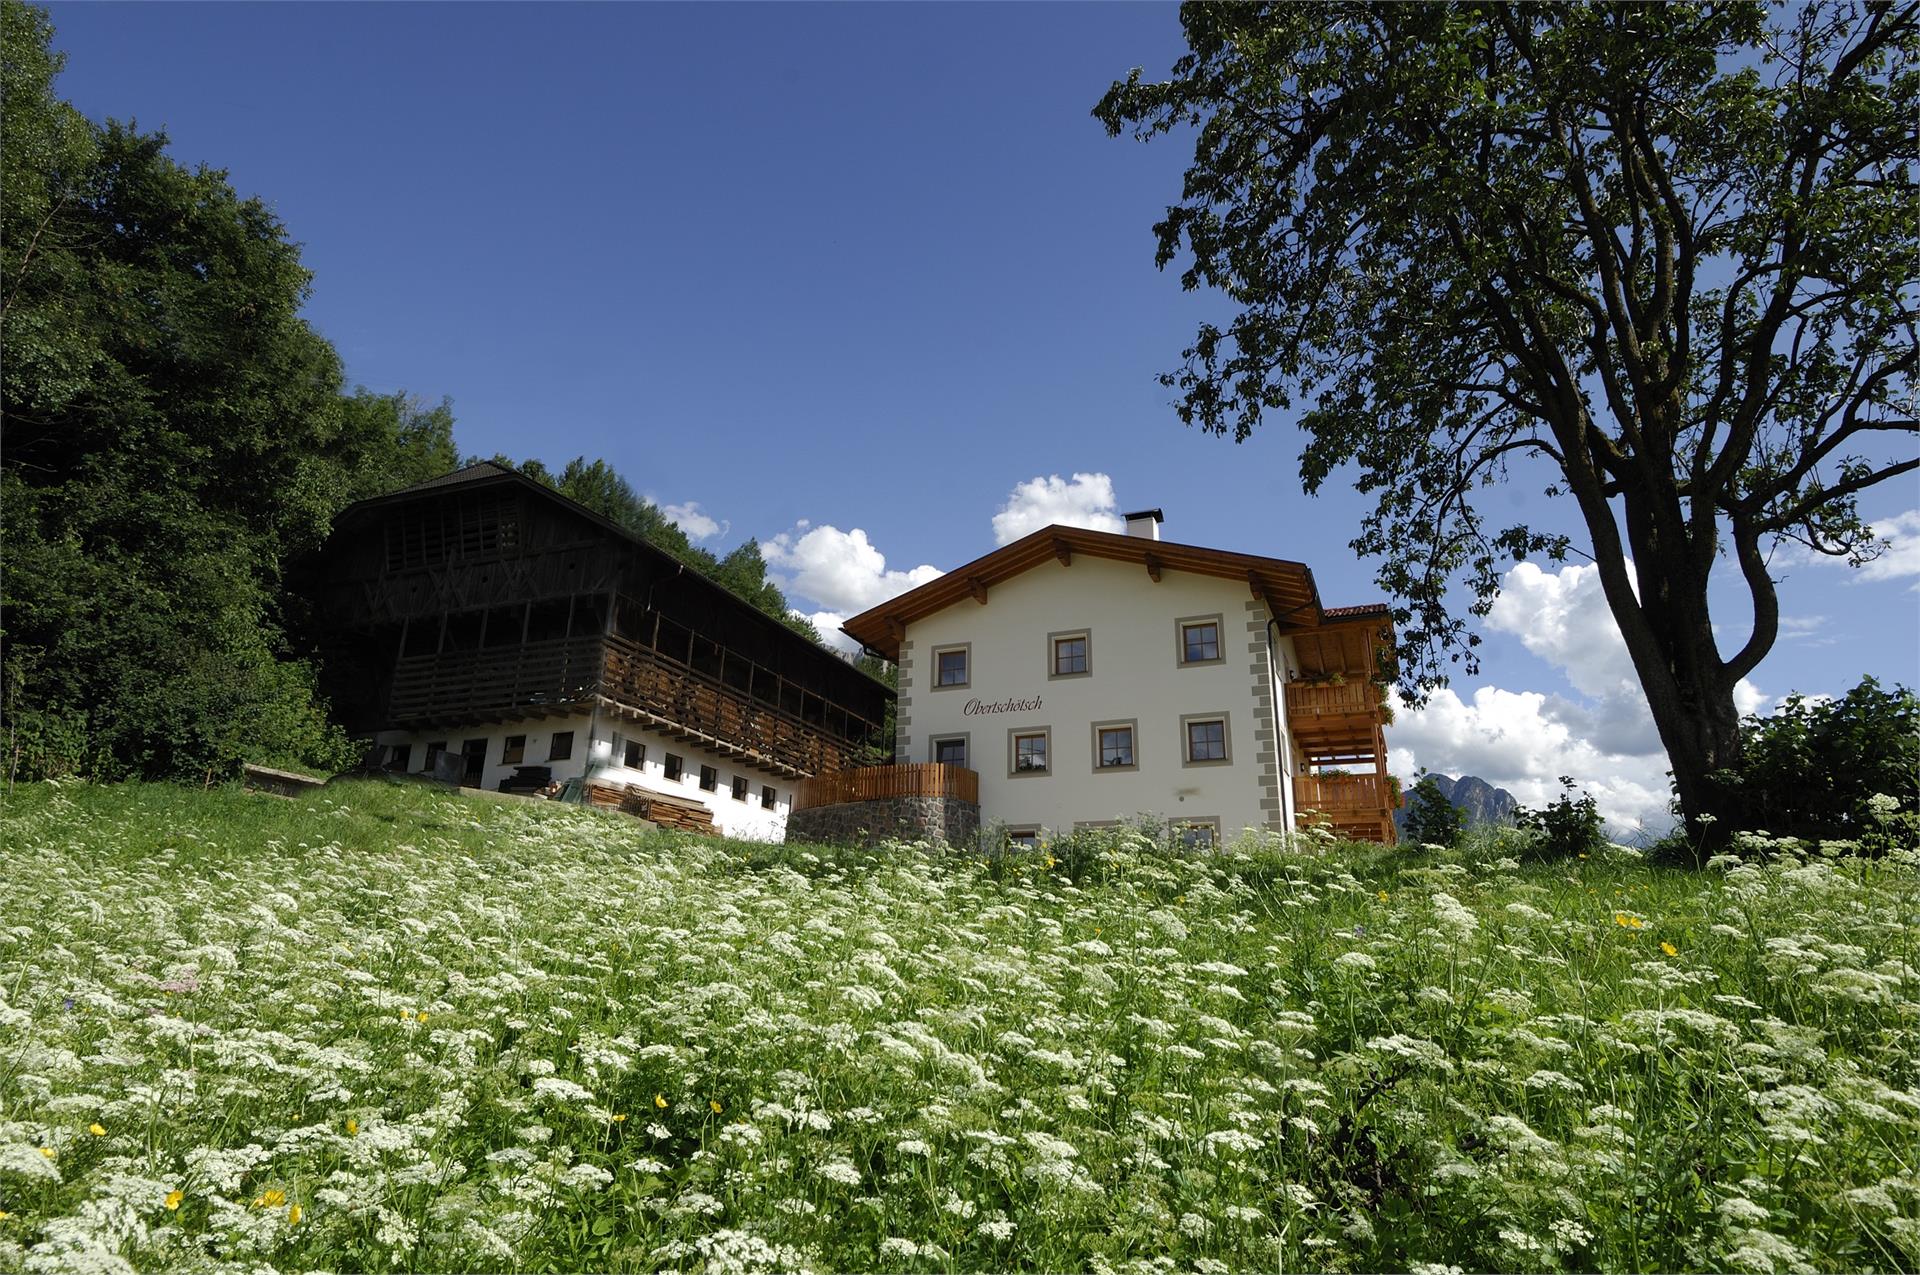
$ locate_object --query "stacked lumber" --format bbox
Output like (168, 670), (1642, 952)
(581, 781), (716, 836)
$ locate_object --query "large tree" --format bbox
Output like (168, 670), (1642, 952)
(1097, 2), (1918, 839)
(1, 1), (458, 779)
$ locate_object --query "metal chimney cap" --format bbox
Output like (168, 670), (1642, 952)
(1121, 508), (1164, 523)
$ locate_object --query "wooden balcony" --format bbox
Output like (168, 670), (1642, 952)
(386, 635), (875, 779)
(1293, 772), (1398, 845)
(1285, 680), (1389, 767)
(793, 763), (980, 811)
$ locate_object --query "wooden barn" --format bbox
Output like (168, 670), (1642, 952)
(309, 461), (893, 839)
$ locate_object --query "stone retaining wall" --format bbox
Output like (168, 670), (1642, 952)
(785, 795), (980, 849)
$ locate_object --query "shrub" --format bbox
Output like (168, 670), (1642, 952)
(1711, 676), (1918, 843)
(1400, 774), (1466, 849)
(1513, 776), (1606, 859)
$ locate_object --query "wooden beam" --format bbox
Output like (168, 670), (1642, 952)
(887, 616), (906, 642)
(1145, 554), (1162, 583)
(966, 576), (988, 605)
(1052, 538), (1072, 566)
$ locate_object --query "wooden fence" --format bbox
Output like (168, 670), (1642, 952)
(793, 763), (980, 811)
(1284, 679), (1382, 720)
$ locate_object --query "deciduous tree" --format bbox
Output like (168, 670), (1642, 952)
(1097, 2), (1917, 840)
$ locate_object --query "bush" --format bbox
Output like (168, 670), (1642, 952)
(1401, 774), (1466, 849)
(1711, 676), (1918, 843)
(1513, 776), (1606, 859)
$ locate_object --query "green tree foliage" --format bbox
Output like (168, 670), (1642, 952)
(0, 1), (451, 780)
(335, 389), (459, 505)
(1401, 774), (1467, 850)
(1514, 778), (1608, 860)
(1097, 4), (1918, 843)
(492, 454), (825, 643)
(1711, 677), (1919, 847)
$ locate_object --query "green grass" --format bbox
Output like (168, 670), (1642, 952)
(1, 778), (1916, 1273)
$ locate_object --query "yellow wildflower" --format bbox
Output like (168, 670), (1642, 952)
(288, 1203), (302, 1226)
(611, 1113), (627, 1123)
(709, 1100), (724, 1114)
(0, 1210), (11, 1220)
(39, 1148), (55, 1159)
(88, 1123), (106, 1137)
(417, 1012), (430, 1025)
(345, 1118), (358, 1136)
(1661, 941), (1678, 957)
(164, 1191), (183, 1211)
(654, 1093), (669, 1109)
(254, 1189), (286, 1209)
(1377, 890), (1388, 902)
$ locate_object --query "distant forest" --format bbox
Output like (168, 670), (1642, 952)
(0, 0), (828, 783)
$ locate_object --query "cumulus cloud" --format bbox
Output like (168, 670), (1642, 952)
(797, 610), (862, 657)
(659, 501), (729, 543)
(1387, 686), (1675, 833)
(763, 521), (945, 619)
(1854, 509), (1920, 584)
(1388, 559), (1775, 834)
(991, 473), (1125, 546)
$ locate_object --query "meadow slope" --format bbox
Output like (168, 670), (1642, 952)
(1, 779), (1916, 1273)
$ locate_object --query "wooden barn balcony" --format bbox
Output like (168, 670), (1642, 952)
(1293, 771), (1399, 845)
(793, 763), (980, 811)
(385, 634), (878, 780)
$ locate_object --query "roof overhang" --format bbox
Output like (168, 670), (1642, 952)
(843, 524), (1363, 662)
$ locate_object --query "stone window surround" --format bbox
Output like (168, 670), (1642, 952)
(1008, 725), (1052, 778)
(1091, 718), (1140, 774)
(1175, 614), (1226, 667)
(931, 642), (972, 691)
(1180, 711), (1233, 767)
(929, 732), (971, 768)
(1047, 628), (1092, 680)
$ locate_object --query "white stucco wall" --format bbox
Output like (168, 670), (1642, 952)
(896, 555), (1298, 843)
(374, 712), (792, 841)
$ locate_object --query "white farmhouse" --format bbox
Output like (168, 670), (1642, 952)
(840, 511), (1397, 846)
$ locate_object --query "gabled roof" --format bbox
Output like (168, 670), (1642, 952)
(842, 524), (1393, 662)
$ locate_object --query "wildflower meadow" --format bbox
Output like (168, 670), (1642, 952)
(1, 779), (1916, 1273)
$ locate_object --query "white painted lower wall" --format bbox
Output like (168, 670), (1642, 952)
(373, 712), (792, 841)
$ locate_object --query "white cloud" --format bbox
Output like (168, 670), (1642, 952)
(1854, 509), (1920, 583)
(1485, 559), (1766, 756)
(991, 473), (1125, 546)
(1388, 559), (1781, 835)
(763, 522), (945, 618)
(798, 610), (862, 657)
(659, 501), (729, 543)
(1387, 686), (1676, 834)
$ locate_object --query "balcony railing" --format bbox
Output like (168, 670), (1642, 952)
(793, 764), (980, 811)
(386, 635), (876, 778)
(1294, 771), (1395, 814)
(1285, 680), (1383, 720)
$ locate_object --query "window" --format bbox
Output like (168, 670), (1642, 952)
(502, 735), (526, 765)
(1048, 630), (1090, 679)
(424, 741), (447, 771)
(1009, 728), (1050, 777)
(932, 644), (971, 690)
(623, 737), (644, 769)
(384, 743), (411, 772)
(699, 765), (719, 792)
(548, 731), (574, 762)
(731, 775), (749, 802)
(761, 785), (777, 811)
(664, 753), (684, 781)
(1177, 614), (1224, 666)
(1093, 720), (1138, 772)
(1006, 827), (1041, 849)
(1174, 818), (1221, 852)
(1182, 713), (1231, 766)
(931, 735), (969, 768)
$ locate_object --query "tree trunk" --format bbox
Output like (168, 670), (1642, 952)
(1637, 649), (1745, 851)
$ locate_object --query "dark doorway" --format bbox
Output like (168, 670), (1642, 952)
(461, 738), (487, 787)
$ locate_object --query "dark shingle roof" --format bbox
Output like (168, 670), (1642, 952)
(1323, 603), (1390, 620)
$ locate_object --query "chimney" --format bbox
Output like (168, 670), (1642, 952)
(1123, 508), (1164, 541)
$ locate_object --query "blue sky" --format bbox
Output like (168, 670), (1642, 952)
(47, 2), (1918, 829)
